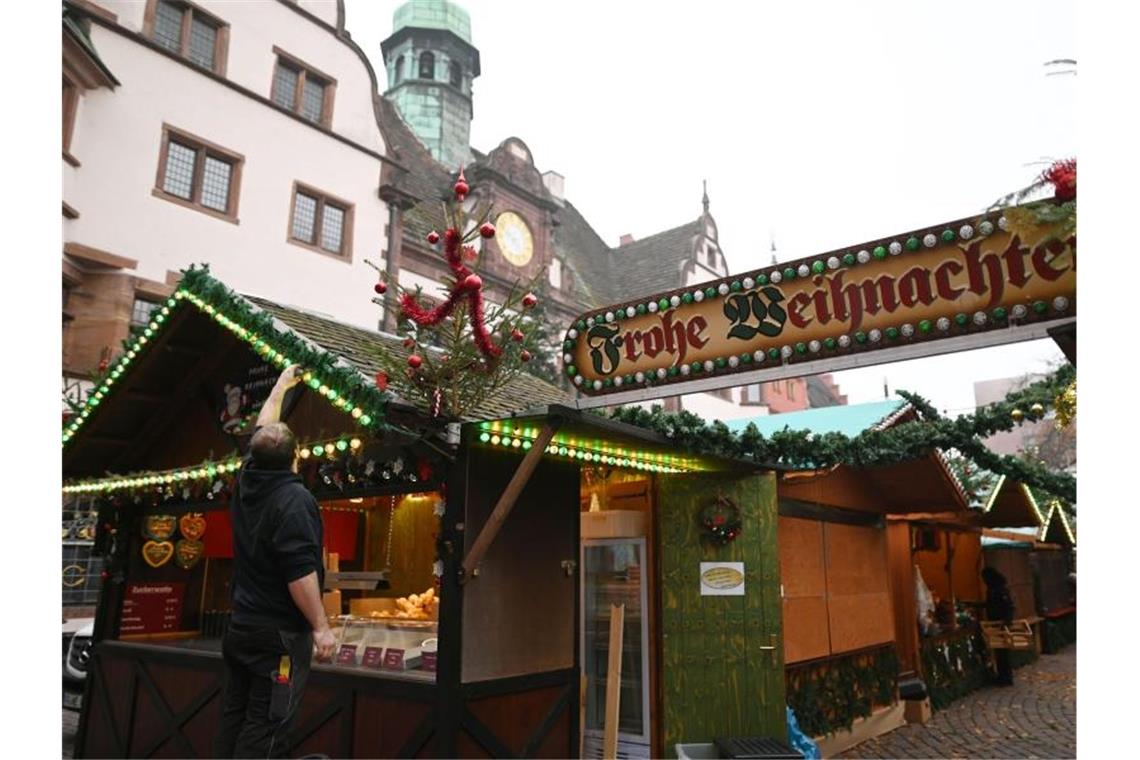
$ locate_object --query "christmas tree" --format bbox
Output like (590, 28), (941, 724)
(368, 170), (541, 419)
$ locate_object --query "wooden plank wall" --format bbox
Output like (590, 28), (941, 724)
(823, 523), (894, 653)
(657, 471), (784, 757)
(777, 517), (829, 663)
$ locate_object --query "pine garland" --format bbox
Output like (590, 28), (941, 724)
(178, 266), (392, 428)
(785, 645), (899, 737)
(606, 365), (1076, 503)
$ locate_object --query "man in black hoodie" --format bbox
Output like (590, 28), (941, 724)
(214, 365), (337, 758)
(982, 566), (1016, 687)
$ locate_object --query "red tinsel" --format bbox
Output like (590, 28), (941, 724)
(1041, 158), (1076, 202)
(399, 224), (504, 361)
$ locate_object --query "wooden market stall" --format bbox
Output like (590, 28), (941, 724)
(725, 399), (974, 750)
(65, 272), (789, 759)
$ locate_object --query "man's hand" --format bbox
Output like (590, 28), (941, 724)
(275, 364), (304, 391)
(313, 626), (336, 662)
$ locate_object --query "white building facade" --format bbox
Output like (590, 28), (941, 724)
(63, 0), (399, 399)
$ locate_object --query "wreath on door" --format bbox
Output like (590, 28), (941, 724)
(699, 494), (742, 545)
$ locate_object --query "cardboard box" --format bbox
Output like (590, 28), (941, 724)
(904, 697), (932, 725)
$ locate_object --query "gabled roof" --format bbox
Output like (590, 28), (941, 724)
(976, 474), (1047, 529)
(62, 269), (570, 476)
(601, 219), (704, 305)
(1039, 501), (1076, 547)
(245, 295), (571, 420)
(723, 399), (909, 438)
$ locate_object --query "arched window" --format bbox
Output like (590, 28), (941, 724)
(449, 61), (462, 88)
(418, 51), (434, 80)
(394, 55), (404, 85)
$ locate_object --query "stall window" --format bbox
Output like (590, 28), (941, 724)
(288, 183), (354, 260)
(271, 48), (336, 127)
(130, 297), (159, 334)
(787, 381), (796, 400)
(153, 125), (243, 223)
(144, 0), (229, 75)
(449, 61), (462, 87)
(393, 55), (404, 85)
(743, 385), (762, 405)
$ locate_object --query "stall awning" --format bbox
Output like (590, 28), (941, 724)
(975, 474), (1047, 529)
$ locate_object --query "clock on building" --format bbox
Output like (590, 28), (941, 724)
(495, 211), (534, 267)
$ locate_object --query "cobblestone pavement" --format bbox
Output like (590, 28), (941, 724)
(63, 706), (78, 759)
(840, 646), (1075, 759)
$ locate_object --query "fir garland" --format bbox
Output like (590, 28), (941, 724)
(177, 266), (392, 427)
(785, 645), (899, 737)
(921, 629), (991, 710)
(605, 365), (1076, 503)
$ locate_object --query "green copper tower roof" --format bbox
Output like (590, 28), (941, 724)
(393, 0), (472, 44)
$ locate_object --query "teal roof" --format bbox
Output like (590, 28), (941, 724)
(393, 0), (472, 44)
(722, 399), (908, 437)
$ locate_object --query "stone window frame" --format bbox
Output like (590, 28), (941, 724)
(270, 46), (337, 129)
(286, 181), (355, 263)
(152, 123), (244, 224)
(142, 0), (230, 76)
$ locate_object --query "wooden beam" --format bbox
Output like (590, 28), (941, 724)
(85, 435), (130, 447)
(461, 420), (561, 582)
(602, 603), (625, 760)
(123, 389), (169, 404)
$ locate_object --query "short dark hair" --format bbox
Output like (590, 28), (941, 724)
(250, 423), (297, 470)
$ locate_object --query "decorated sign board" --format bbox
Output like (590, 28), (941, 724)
(562, 202), (1075, 401)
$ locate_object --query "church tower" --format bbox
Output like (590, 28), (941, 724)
(381, 0), (480, 169)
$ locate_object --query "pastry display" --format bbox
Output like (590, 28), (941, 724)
(368, 587), (438, 620)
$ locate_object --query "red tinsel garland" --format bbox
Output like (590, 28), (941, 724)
(398, 226), (503, 361)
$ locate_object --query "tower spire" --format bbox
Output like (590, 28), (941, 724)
(702, 180), (709, 215)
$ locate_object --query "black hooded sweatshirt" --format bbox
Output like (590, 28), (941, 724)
(230, 454), (324, 632)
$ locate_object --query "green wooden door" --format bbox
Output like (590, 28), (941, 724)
(656, 470), (785, 756)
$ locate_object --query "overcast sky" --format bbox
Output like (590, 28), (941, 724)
(343, 0), (1075, 415)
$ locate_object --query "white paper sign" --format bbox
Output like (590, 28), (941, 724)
(699, 562), (745, 596)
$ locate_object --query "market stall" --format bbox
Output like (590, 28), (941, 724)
(65, 271), (788, 759)
(722, 399), (973, 750)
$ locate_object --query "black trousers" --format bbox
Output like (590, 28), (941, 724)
(214, 622), (313, 759)
(994, 648), (1013, 685)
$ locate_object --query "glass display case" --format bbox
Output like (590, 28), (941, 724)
(327, 614), (439, 679)
(580, 538), (651, 759)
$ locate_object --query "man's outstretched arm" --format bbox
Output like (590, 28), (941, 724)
(257, 364), (303, 428)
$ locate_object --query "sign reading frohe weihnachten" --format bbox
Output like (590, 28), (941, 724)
(562, 202), (1075, 396)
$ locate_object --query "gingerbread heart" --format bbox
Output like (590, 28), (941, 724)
(142, 540), (174, 568)
(144, 514), (177, 541)
(174, 539), (204, 570)
(179, 513), (207, 541)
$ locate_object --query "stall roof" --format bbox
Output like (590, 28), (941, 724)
(474, 405), (782, 473)
(722, 399), (970, 515)
(975, 474), (1047, 529)
(1040, 501), (1076, 547)
(723, 399), (909, 437)
(63, 271), (570, 478)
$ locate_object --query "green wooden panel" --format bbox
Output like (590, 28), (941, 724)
(657, 471), (785, 757)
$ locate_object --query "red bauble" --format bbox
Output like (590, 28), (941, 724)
(100, 570), (110, 580)
(97, 358), (110, 372)
(403, 338), (416, 349)
(1042, 158), (1076, 202)
(461, 245), (479, 263)
(373, 282), (387, 294)
(520, 350), (532, 362)
(444, 228), (459, 245)
(375, 371), (389, 391)
(427, 231), (441, 244)
(479, 222), (496, 238)
(522, 293), (538, 309)
(714, 515), (725, 526)
(454, 169), (469, 200)
(511, 328), (524, 342)
(408, 355), (423, 369)
(463, 274), (483, 290)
